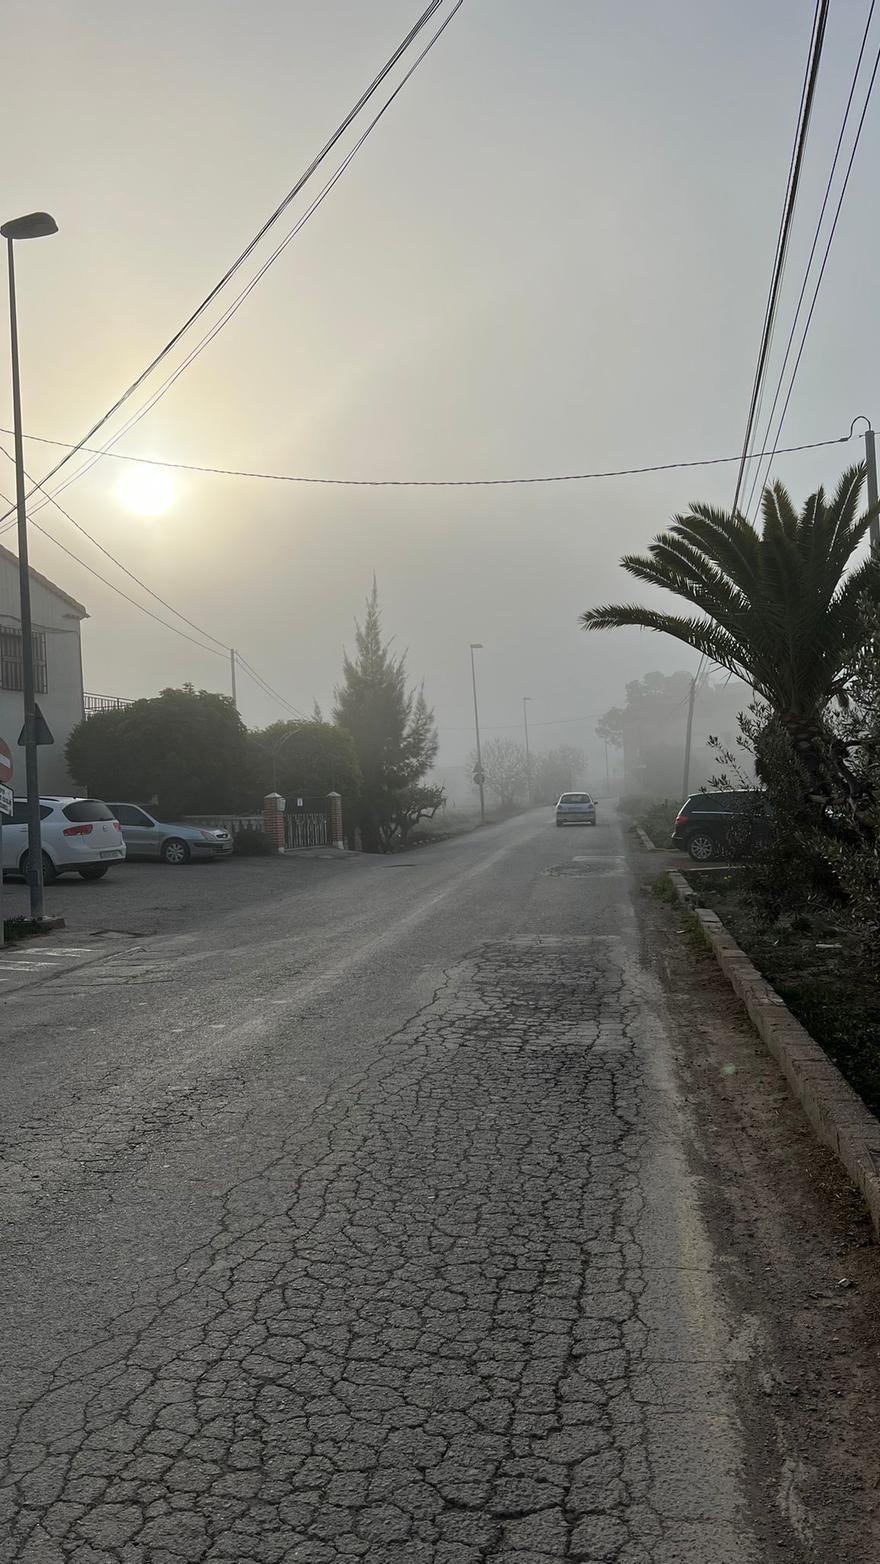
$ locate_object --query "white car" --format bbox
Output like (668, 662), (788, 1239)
(1, 796), (126, 882)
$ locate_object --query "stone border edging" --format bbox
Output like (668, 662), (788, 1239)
(635, 825), (656, 851)
(666, 868), (880, 1238)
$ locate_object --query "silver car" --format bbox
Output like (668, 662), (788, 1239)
(555, 791), (597, 827)
(107, 804), (233, 864)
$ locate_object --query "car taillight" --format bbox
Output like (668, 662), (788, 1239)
(63, 822), (93, 836)
(674, 813), (687, 827)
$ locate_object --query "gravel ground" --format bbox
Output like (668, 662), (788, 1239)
(637, 866), (880, 1562)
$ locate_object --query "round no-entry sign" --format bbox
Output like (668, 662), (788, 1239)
(0, 736), (13, 785)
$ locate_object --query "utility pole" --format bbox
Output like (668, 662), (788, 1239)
(469, 643), (485, 825)
(681, 675), (697, 800)
(522, 696), (532, 805)
(230, 648), (238, 709)
(2, 211), (58, 920)
(604, 738), (610, 794)
(865, 426), (880, 551)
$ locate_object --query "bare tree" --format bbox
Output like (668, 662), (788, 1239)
(469, 737), (528, 809)
(533, 746), (585, 804)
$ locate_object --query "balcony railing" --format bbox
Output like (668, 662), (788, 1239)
(83, 692), (133, 718)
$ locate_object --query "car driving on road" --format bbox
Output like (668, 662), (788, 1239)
(555, 791), (597, 827)
(1, 796), (126, 882)
(107, 804), (233, 864)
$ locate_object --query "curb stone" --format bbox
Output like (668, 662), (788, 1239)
(666, 868), (880, 1239)
(635, 825), (656, 851)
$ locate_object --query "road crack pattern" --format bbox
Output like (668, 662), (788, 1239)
(0, 937), (753, 1563)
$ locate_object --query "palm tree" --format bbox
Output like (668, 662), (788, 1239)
(581, 465), (878, 803)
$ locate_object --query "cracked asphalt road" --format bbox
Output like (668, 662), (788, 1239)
(0, 810), (861, 1561)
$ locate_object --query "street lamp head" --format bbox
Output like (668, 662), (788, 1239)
(470, 642), (483, 650)
(1, 212), (58, 241)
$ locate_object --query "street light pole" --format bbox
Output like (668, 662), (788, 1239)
(2, 212), (58, 920)
(469, 643), (485, 825)
(864, 426), (880, 552)
(522, 696), (532, 804)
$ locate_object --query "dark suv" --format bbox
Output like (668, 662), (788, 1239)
(672, 791), (766, 862)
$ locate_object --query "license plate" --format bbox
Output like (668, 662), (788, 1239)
(100, 850), (123, 860)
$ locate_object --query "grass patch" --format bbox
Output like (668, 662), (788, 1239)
(651, 871), (679, 905)
(619, 795), (677, 847)
(687, 868), (880, 1119)
(652, 873), (712, 954)
(3, 916), (51, 945)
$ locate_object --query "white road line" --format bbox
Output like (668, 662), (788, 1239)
(0, 961), (57, 971)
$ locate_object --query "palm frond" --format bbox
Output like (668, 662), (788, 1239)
(580, 603), (756, 686)
(581, 463), (876, 727)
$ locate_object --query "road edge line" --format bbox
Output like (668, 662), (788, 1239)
(666, 867), (880, 1240)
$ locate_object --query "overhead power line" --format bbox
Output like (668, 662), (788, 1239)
(0, 0), (455, 528)
(731, 0), (829, 518)
(746, 0), (877, 515)
(742, 0), (824, 515)
(0, 1), (465, 536)
(22, 0), (465, 534)
(0, 440), (229, 653)
(0, 483), (226, 660)
(234, 654), (309, 721)
(0, 428), (853, 489)
(0, 422), (860, 717)
(0, 458), (308, 718)
(749, 16), (880, 509)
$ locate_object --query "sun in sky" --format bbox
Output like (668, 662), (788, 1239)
(116, 464), (177, 517)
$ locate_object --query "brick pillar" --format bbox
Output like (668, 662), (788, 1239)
(327, 791), (344, 850)
(263, 792), (286, 854)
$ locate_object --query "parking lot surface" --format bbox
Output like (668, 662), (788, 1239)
(1, 852), (353, 939)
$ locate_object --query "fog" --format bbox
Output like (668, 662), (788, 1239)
(2, 0), (878, 782)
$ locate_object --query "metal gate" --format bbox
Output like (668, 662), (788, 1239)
(284, 799), (330, 850)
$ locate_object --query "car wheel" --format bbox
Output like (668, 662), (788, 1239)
(161, 837), (190, 865)
(686, 831), (716, 862)
(19, 850), (57, 885)
(78, 864), (109, 881)
(555, 820), (563, 827)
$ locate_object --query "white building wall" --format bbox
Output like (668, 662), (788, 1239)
(0, 551), (85, 795)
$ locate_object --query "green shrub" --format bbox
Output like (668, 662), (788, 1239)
(3, 916), (49, 944)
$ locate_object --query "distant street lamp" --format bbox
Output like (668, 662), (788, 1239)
(522, 696), (533, 804)
(254, 727), (299, 792)
(2, 211), (58, 919)
(469, 643), (485, 825)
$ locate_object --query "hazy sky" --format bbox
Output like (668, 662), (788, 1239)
(2, 1), (878, 776)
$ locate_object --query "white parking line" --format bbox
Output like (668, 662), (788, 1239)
(0, 961), (57, 971)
